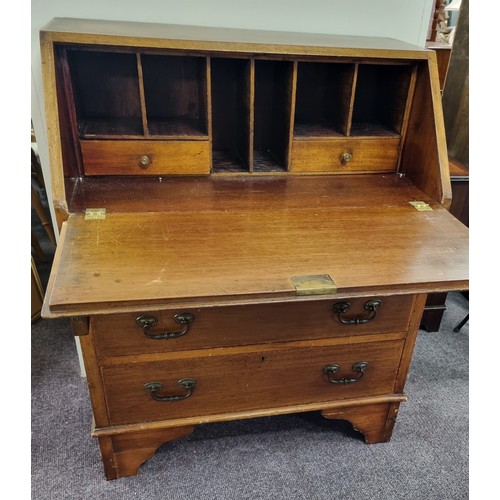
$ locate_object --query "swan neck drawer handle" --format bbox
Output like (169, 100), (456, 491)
(332, 300), (382, 325)
(323, 362), (368, 384)
(144, 379), (197, 402)
(136, 313), (195, 340)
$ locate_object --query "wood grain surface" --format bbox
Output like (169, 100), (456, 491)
(44, 174), (468, 315)
(80, 140), (210, 175)
(101, 338), (405, 425)
(290, 137), (399, 172)
(41, 18), (430, 59)
(92, 295), (415, 357)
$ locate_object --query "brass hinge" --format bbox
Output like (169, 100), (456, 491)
(291, 274), (337, 296)
(85, 208), (106, 220)
(409, 201), (433, 212)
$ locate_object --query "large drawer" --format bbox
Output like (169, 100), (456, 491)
(80, 139), (210, 175)
(101, 339), (405, 425)
(93, 295), (415, 357)
(290, 137), (400, 173)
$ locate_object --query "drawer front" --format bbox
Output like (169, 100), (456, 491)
(290, 137), (400, 173)
(80, 139), (210, 175)
(93, 295), (415, 357)
(102, 339), (404, 425)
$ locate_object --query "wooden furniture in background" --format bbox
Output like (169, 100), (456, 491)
(31, 147), (56, 256)
(448, 158), (468, 226)
(426, 0), (452, 92)
(427, 0), (447, 42)
(442, 0), (468, 168)
(40, 18), (468, 479)
(31, 147), (45, 189)
(31, 257), (44, 322)
(419, 158), (469, 331)
(421, 0), (468, 332)
(32, 145), (56, 320)
(31, 184), (56, 247)
(425, 41), (451, 90)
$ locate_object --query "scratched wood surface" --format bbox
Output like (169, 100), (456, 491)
(44, 174), (468, 315)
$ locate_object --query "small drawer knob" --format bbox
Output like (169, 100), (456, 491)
(341, 151), (352, 165)
(139, 155), (150, 168)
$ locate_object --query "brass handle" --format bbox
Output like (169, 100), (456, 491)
(136, 313), (195, 340)
(341, 151), (352, 165)
(144, 379), (197, 402)
(332, 300), (381, 325)
(139, 155), (150, 168)
(323, 362), (368, 384)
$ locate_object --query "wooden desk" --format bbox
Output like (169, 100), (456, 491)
(40, 18), (469, 479)
(448, 158), (469, 227)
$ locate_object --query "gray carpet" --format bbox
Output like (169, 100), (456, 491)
(31, 291), (469, 499)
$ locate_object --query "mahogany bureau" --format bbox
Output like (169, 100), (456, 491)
(40, 18), (469, 480)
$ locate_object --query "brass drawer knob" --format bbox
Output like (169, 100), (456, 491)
(139, 155), (150, 168)
(341, 151), (352, 165)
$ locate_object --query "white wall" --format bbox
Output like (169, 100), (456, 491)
(31, 0), (434, 220)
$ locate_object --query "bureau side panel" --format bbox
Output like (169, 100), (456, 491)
(79, 323), (110, 428)
(394, 293), (427, 393)
(400, 55), (451, 207)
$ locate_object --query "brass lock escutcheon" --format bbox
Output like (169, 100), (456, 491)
(323, 362), (368, 384)
(136, 313), (195, 340)
(144, 379), (197, 402)
(332, 300), (381, 325)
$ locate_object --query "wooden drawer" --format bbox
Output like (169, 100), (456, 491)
(290, 137), (400, 173)
(102, 339), (405, 425)
(93, 295), (415, 357)
(80, 139), (210, 175)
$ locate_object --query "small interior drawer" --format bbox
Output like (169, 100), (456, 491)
(80, 139), (210, 175)
(93, 295), (415, 358)
(290, 137), (400, 173)
(101, 339), (405, 425)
